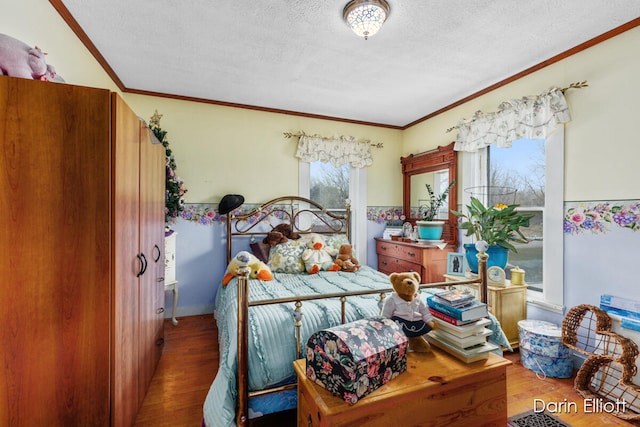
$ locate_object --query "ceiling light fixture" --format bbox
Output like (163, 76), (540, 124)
(343, 0), (390, 40)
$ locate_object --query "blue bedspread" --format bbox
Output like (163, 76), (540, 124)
(202, 266), (392, 427)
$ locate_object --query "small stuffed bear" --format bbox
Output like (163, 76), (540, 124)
(263, 230), (288, 246)
(382, 271), (437, 352)
(301, 234), (340, 274)
(335, 244), (360, 272)
(222, 250), (273, 286)
(262, 223), (301, 245)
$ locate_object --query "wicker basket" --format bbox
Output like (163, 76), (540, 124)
(562, 304), (640, 420)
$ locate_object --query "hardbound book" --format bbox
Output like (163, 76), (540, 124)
(426, 296), (488, 322)
(433, 317), (492, 338)
(429, 308), (477, 326)
(600, 294), (640, 319)
(432, 289), (475, 307)
(430, 328), (493, 349)
(426, 333), (499, 363)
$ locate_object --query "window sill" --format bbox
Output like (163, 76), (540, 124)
(526, 289), (564, 314)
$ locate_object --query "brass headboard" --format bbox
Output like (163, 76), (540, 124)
(224, 196), (351, 263)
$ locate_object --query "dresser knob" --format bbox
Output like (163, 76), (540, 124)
(407, 251), (416, 257)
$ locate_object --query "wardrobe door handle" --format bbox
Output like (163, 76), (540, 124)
(153, 244), (161, 262)
(137, 253), (148, 277)
(141, 253), (148, 275)
(157, 307), (165, 314)
(136, 254), (144, 277)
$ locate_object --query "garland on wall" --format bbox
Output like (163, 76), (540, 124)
(149, 111), (188, 224)
(173, 200), (640, 233)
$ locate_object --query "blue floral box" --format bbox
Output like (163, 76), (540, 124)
(518, 320), (573, 378)
(305, 316), (408, 405)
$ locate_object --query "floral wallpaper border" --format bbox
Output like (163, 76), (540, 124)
(564, 200), (640, 235)
(177, 204), (409, 226)
(176, 200), (640, 236)
(179, 203), (295, 226)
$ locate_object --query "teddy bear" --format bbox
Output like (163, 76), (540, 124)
(222, 250), (273, 286)
(382, 271), (437, 352)
(262, 223), (300, 245)
(263, 230), (288, 246)
(301, 234), (340, 274)
(335, 244), (360, 272)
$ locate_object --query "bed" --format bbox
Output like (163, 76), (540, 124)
(202, 196), (491, 427)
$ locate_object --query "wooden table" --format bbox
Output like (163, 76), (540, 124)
(293, 349), (511, 427)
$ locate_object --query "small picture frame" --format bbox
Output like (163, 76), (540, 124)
(447, 252), (466, 276)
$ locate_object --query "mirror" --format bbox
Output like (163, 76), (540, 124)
(410, 171), (450, 220)
(401, 142), (458, 245)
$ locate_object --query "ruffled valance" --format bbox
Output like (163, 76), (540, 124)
(453, 87), (572, 152)
(296, 134), (373, 168)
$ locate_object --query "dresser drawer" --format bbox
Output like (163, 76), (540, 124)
(376, 240), (399, 257)
(378, 254), (423, 276)
(396, 244), (422, 262)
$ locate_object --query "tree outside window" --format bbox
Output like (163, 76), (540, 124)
(488, 139), (544, 288)
(310, 161), (350, 210)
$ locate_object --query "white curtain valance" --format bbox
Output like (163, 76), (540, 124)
(296, 134), (373, 168)
(453, 87), (572, 152)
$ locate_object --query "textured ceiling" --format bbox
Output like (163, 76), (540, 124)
(58, 0), (640, 128)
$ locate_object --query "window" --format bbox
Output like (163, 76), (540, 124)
(299, 161), (367, 264)
(488, 139), (544, 290)
(461, 130), (564, 312)
(310, 162), (349, 210)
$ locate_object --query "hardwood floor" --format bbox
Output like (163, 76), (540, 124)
(136, 315), (639, 427)
(135, 315), (219, 427)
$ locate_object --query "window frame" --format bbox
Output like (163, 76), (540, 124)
(460, 129), (564, 313)
(299, 161), (367, 265)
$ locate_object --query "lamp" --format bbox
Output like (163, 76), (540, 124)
(343, 0), (390, 40)
(218, 194), (244, 215)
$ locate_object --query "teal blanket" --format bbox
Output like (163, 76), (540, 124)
(202, 266), (391, 426)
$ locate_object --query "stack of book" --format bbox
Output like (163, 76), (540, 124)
(425, 289), (499, 363)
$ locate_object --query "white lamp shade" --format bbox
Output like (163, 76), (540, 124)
(343, 0), (390, 39)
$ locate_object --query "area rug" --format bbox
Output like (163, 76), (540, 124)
(508, 410), (572, 427)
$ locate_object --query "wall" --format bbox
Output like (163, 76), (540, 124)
(405, 27), (640, 329)
(122, 94), (403, 205)
(1, 1), (119, 93)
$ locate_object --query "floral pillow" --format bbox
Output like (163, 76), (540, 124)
(267, 239), (308, 274)
(324, 234), (350, 252)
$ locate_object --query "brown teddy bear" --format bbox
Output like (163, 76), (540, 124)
(262, 223), (300, 245)
(263, 230), (288, 246)
(382, 271), (436, 353)
(335, 244), (360, 272)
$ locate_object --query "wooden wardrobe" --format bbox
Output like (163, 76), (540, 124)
(0, 77), (166, 426)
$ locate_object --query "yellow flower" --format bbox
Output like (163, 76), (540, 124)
(494, 203), (508, 210)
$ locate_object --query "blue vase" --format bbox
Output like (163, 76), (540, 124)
(464, 243), (509, 274)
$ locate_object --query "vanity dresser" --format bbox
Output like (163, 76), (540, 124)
(375, 238), (453, 283)
(376, 143), (458, 282)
